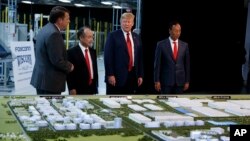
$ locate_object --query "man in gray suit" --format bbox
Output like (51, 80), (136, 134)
(30, 6), (74, 94)
(154, 21), (190, 94)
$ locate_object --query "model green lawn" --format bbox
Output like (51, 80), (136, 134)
(0, 97), (27, 141)
(0, 97), (22, 133)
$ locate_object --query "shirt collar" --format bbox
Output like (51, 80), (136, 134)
(54, 24), (61, 31)
(79, 42), (88, 51)
(169, 37), (178, 43)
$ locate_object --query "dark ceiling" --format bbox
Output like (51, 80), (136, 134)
(1, 0), (138, 9)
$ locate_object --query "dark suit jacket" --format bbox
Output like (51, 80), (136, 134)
(154, 38), (190, 86)
(30, 23), (72, 93)
(67, 45), (98, 94)
(104, 29), (143, 86)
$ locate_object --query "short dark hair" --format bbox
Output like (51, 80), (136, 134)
(77, 26), (91, 40)
(169, 21), (180, 30)
(49, 6), (69, 23)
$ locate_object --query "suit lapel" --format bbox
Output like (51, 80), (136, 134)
(165, 39), (175, 62)
(132, 33), (137, 61)
(76, 45), (87, 66)
(119, 30), (131, 58)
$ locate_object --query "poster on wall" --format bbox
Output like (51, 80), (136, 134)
(10, 41), (35, 90)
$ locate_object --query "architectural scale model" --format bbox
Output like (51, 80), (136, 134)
(1, 95), (250, 141)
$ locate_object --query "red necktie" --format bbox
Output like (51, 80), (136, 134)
(173, 41), (178, 61)
(126, 32), (133, 71)
(85, 49), (92, 85)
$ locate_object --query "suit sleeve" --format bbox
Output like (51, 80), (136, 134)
(137, 35), (144, 78)
(66, 49), (76, 91)
(93, 50), (99, 93)
(104, 33), (115, 76)
(47, 32), (72, 73)
(154, 42), (162, 82)
(185, 44), (190, 82)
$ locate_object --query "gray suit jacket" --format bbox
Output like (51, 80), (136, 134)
(154, 38), (190, 86)
(30, 23), (72, 93)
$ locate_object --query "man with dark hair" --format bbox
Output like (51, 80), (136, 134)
(30, 6), (74, 94)
(67, 26), (98, 95)
(154, 21), (190, 94)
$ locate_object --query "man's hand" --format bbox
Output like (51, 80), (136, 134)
(154, 82), (161, 92)
(69, 89), (76, 95)
(138, 77), (143, 86)
(184, 83), (189, 91)
(108, 75), (116, 86)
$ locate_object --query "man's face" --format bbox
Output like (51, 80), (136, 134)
(59, 12), (70, 30)
(169, 24), (181, 41)
(121, 17), (134, 33)
(80, 28), (94, 48)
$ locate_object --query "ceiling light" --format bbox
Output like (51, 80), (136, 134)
(101, 1), (113, 5)
(74, 3), (86, 7)
(58, 0), (71, 3)
(21, 0), (34, 4)
(112, 5), (122, 9)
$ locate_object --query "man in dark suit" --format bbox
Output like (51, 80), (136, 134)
(154, 21), (190, 94)
(30, 6), (74, 94)
(104, 12), (144, 94)
(67, 26), (98, 95)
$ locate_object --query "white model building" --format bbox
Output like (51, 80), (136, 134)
(19, 116), (29, 122)
(114, 117), (122, 128)
(228, 100), (250, 109)
(195, 120), (205, 126)
(26, 126), (39, 131)
(91, 123), (101, 129)
(152, 130), (190, 141)
(75, 101), (85, 109)
(184, 120), (195, 126)
(47, 116), (56, 123)
(190, 131), (202, 139)
(191, 107), (230, 117)
(168, 98), (203, 107)
(73, 117), (82, 124)
(163, 121), (175, 127)
(210, 127), (224, 135)
(132, 99), (155, 104)
(90, 114), (106, 124)
(54, 123), (65, 130)
(220, 136), (230, 141)
(64, 117), (71, 123)
(128, 113), (152, 124)
(144, 121), (160, 128)
(208, 101), (240, 110)
(163, 101), (180, 108)
(85, 103), (94, 109)
(65, 123), (77, 130)
(128, 104), (147, 111)
(80, 123), (90, 129)
(116, 98), (132, 104)
(104, 121), (115, 129)
(30, 115), (41, 122)
(35, 97), (50, 105)
(143, 104), (163, 110)
(175, 121), (185, 127)
(84, 116), (94, 124)
(102, 99), (121, 108)
(224, 107), (250, 116)
(28, 106), (36, 112)
(154, 115), (194, 122)
(36, 120), (48, 127)
(54, 116), (64, 122)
